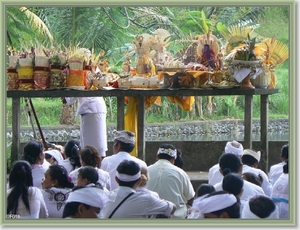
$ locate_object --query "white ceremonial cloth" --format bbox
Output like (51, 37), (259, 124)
(269, 161), (286, 185)
(208, 163), (223, 186)
(215, 179), (265, 212)
(242, 165), (273, 197)
(69, 167), (111, 190)
(7, 186), (48, 219)
(271, 173), (289, 219)
(100, 151), (147, 190)
(241, 196), (279, 219)
(102, 186), (174, 218)
(42, 187), (72, 218)
(147, 159), (195, 219)
(32, 164), (49, 189)
(65, 97), (107, 157)
(59, 158), (76, 175)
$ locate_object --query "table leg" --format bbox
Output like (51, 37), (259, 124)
(11, 98), (21, 168)
(260, 95), (269, 173)
(244, 95), (253, 149)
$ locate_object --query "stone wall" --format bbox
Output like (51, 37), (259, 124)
(10, 119), (289, 173)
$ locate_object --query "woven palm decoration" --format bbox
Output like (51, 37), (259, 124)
(217, 23), (255, 55)
(257, 38), (289, 66)
(256, 37), (289, 88)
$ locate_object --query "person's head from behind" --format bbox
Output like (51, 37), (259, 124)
(42, 165), (74, 189)
(283, 159), (288, 174)
(242, 195), (279, 218)
(77, 166), (101, 188)
(222, 173), (244, 197)
(139, 165), (150, 188)
(113, 130), (135, 154)
(7, 160), (33, 214)
(44, 149), (64, 165)
(196, 183), (215, 198)
(242, 172), (263, 187)
(241, 149), (261, 168)
(193, 190), (240, 218)
(64, 139), (81, 169)
(79, 145), (102, 168)
(156, 143), (177, 164)
(62, 186), (105, 218)
(23, 140), (44, 165)
(224, 140), (244, 157)
(281, 144), (288, 161)
(174, 148), (183, 169)
(115, 160), (141, 188)
(218, 153), (243, 176)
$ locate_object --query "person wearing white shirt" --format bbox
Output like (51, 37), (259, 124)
(63, 97), (107, 158)
(7, 160), (48, 219)
(208, 140), (244, 186)
(69, 145), (110, 190)
(241, 149), (273, 196)
(147, 144), (195, 219)
(41, 164), (74, 218)
(102, 160), (176, 218)
(269, 144), (288, 185)
(271, 160), (289, 218)
(23, 140), (49, 189)
(101, 130), (147, 191)
(59, 139), (81, 175)
(214, 153), (265, 212)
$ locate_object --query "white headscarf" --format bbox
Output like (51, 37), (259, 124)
(242, 149), (261, 162)
(44, 149), (64, 163)
(241, 197), (279, 219)
(192, 193), (237, 215)
(224, 140), (244, 156)
(66, 186), (108, 209)
(116, 171), (141, 182)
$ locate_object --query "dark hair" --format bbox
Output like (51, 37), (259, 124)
(281, 144), (288, 160)
(219, 153), (242, 176)
(78, 166), (103, 189)
(174, 149), (183, 169)
(115, 140), (135, 153)
(7, 160), (33, 215)
(241, 155), (258, 166)
(23, 140), (44, 164)
(242, 172), (263, 187)
(283, 159), (288, 174)
(157, 144), (177, 160)
(205, 191), (241, 218)
(80, 146), (101, 168)
(222, 173), (244, 196)
(64, 140), (81, 170)
(48, 165), (74, 189)
(62, 186), (89, 218)
(196, 183), (215, 198)
(116, 160), (140, 187)
(248, 195), (276, 218)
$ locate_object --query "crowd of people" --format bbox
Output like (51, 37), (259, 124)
(6, 128), (289, 220)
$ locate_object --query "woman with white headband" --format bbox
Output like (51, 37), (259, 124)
(189, 190), (241, 218)
(102, 160), (176, 218)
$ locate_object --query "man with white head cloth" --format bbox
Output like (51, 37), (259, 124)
(241, 149), (273, 196)
(241, 195), (279, 219)
(62, 185), (109, 218)
(101, 130), (147, 190)
(188, 190), (240, 218)
(147, 143), (195, 219)
(208, 140), (244, 186)
(102, 160), (176, 218)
